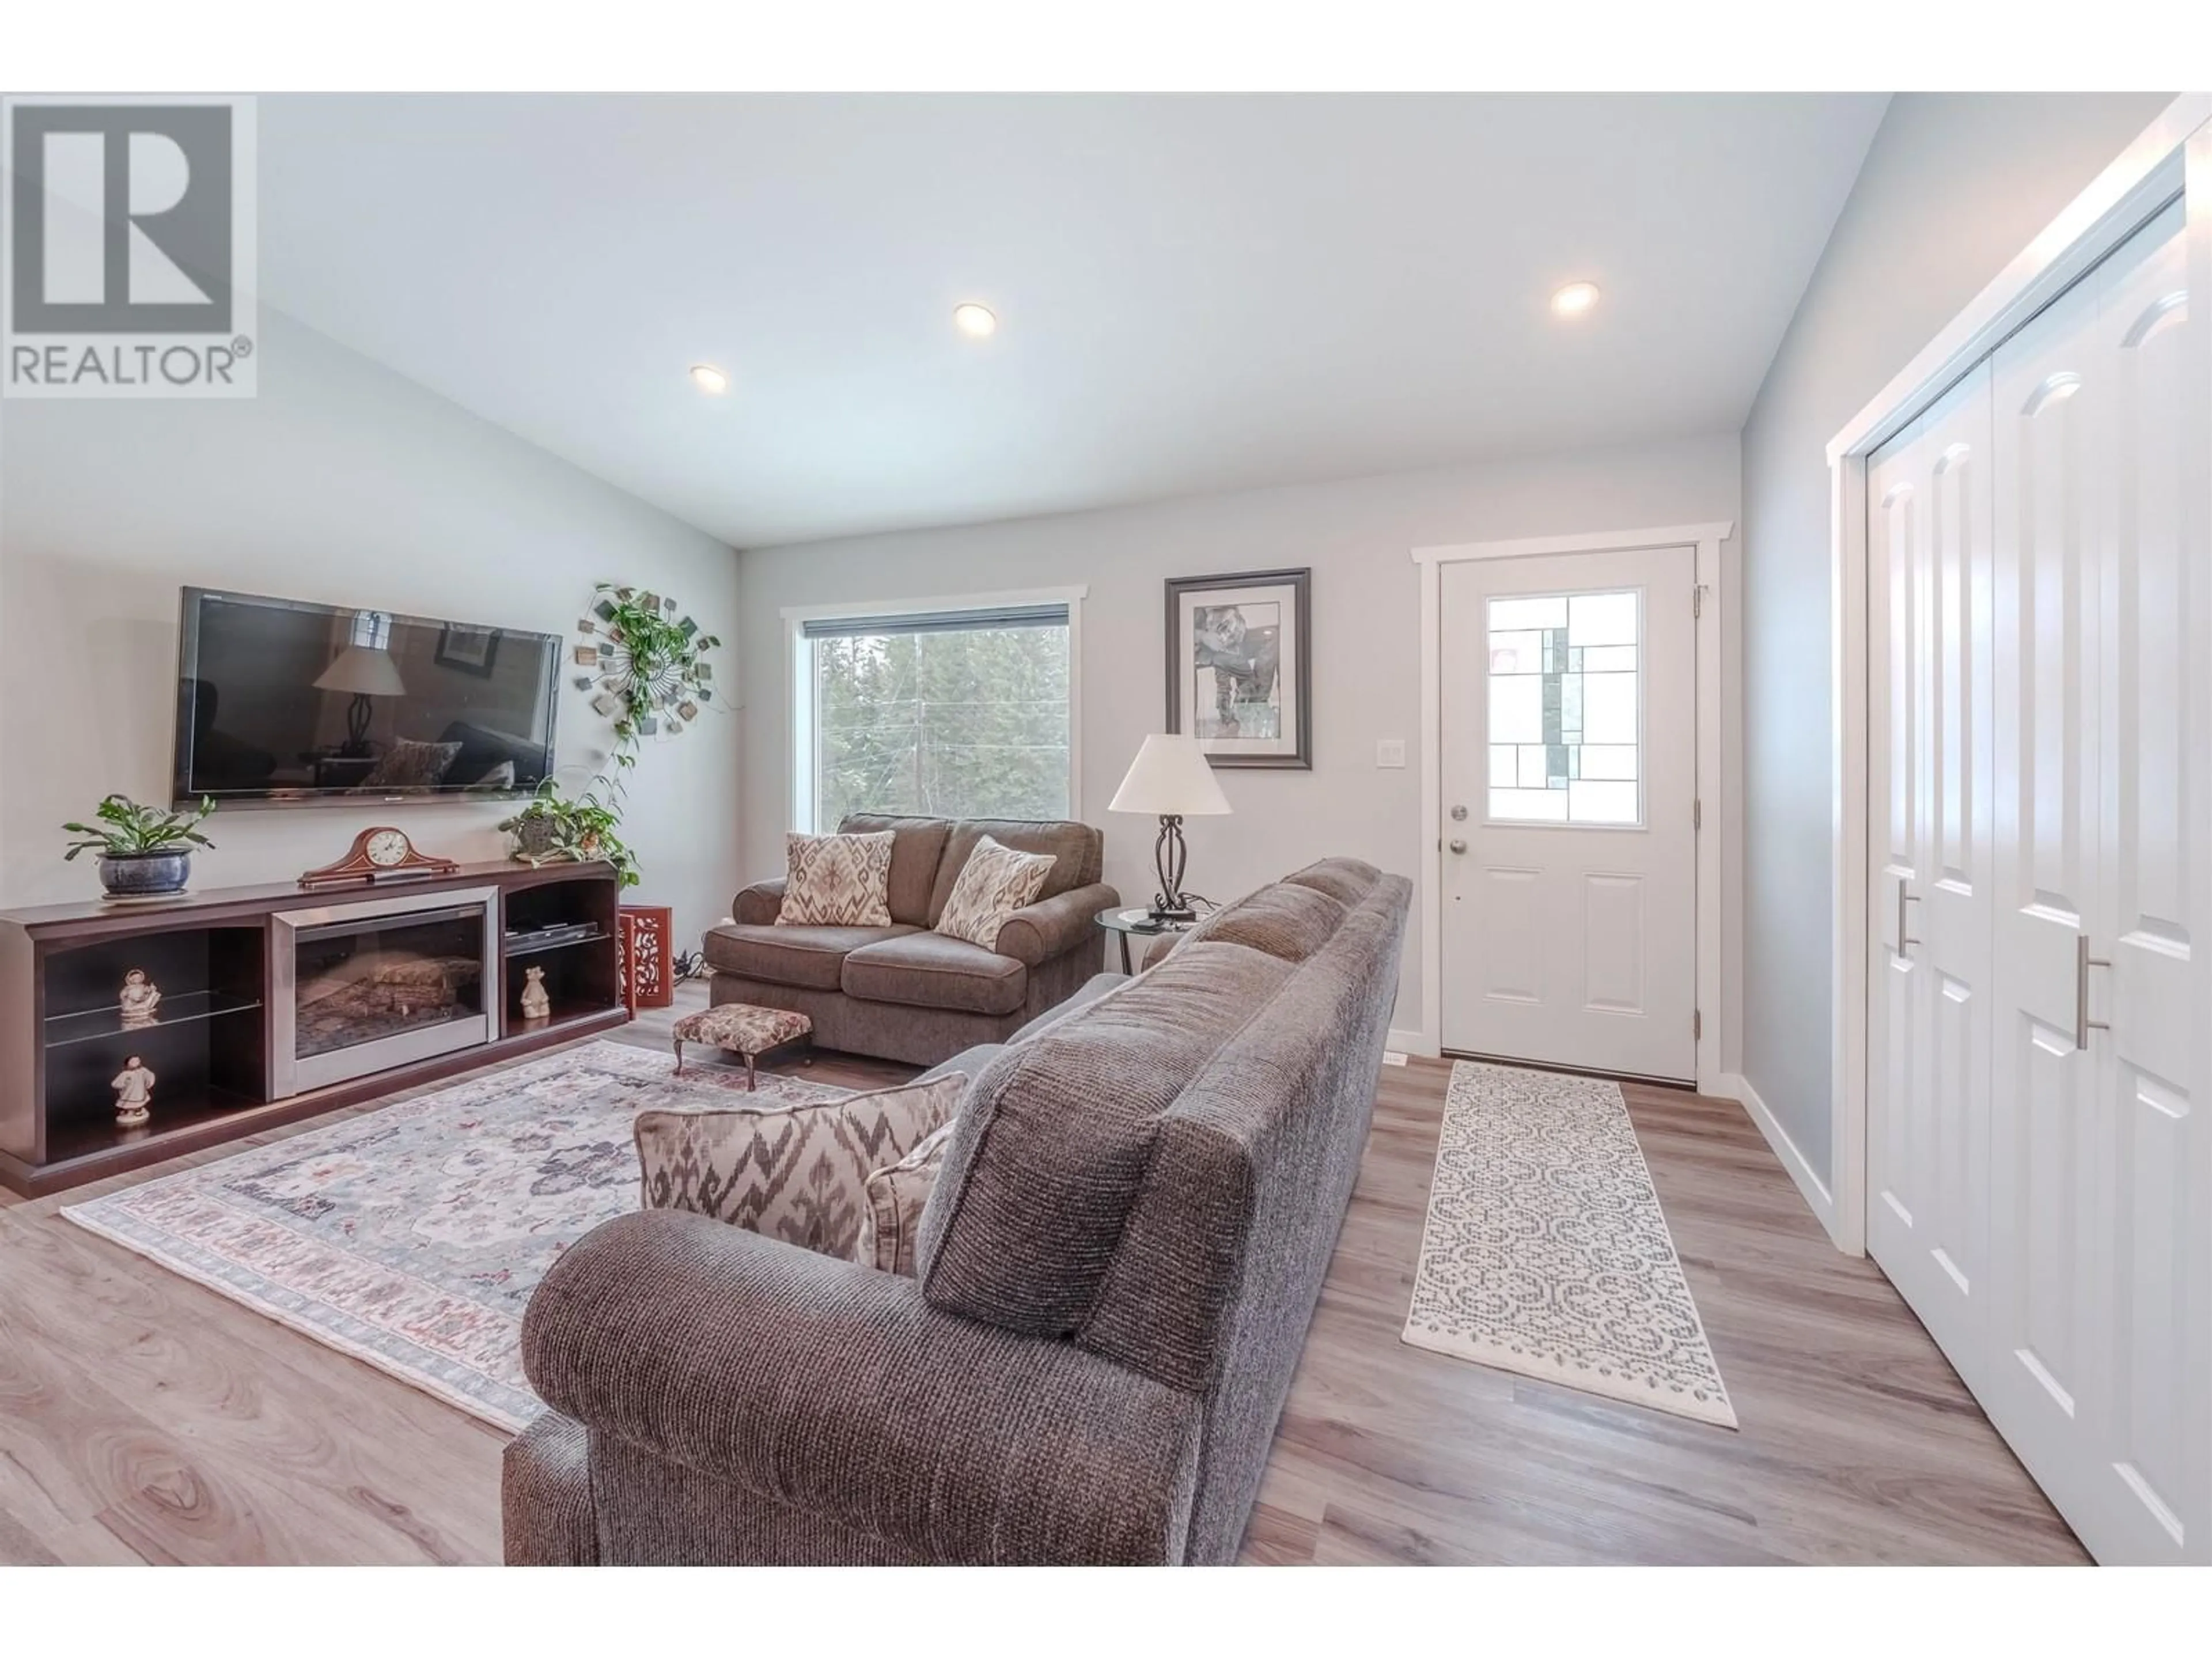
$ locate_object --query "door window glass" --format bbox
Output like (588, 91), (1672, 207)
(1486, 589), (1642, 825)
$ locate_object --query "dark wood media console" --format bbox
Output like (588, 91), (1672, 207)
(0, 859), (628, 1196)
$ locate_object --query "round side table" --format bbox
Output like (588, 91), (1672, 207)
(1096, 904), (1194, 974)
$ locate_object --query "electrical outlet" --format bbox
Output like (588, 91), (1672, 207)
(1376, 739), (1407, 769)
(1381, 1050), (1408, 1067)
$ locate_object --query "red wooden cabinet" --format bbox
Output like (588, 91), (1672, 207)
(618, 905), (675, 1012)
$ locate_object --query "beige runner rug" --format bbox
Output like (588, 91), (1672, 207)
(1402, 1059), (1737, 1428)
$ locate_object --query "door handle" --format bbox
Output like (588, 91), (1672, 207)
(1448, 839), (1468, 855)
(1896, 880), (1921, 955)
(2075, 934), (2112, 1049)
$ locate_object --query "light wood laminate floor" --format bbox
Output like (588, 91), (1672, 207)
(0, 983), (2085, 1565)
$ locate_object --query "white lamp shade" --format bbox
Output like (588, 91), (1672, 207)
(313, 644), (408, 698)
(1108, 734), (1232, 816)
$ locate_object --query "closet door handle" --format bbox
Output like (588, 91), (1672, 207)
(1896, 880), (1921, 955)
(2076, 934), (2112, 1049)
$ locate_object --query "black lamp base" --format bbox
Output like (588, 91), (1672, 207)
(338, 692), (375, 759)
(1149, 814), (1198, 924)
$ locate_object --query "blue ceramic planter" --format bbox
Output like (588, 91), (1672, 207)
(99, 851), (191, 898)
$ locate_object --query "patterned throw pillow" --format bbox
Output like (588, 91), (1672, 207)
(857, 1117), (959, 1277)
(634, 1072), (965, 1262)
(934, 835), (1055, 949)
(355, 737), (463, 790)
(776, 830), (896, 927)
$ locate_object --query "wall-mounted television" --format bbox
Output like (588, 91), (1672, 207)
(173, 588), (562, 806)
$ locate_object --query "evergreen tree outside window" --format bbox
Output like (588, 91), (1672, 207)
(798, 603), (1073, 829)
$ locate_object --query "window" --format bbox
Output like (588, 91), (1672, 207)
(1486, 588), (1642, 825)
(347, 609), (393, 649)
(794, 600), (1075, 831)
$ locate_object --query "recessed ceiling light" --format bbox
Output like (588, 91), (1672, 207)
(689, 363), (730, 393)
(952, 302), (998, 338)
(1550, 282), (1602, 319)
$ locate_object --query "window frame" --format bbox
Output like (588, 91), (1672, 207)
(782, 586), (1087, 834)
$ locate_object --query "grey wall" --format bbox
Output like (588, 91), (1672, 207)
(1739, 92), (2173, 1181)
(739, 434), (1741, 1035)
(0, 309), (743, 944)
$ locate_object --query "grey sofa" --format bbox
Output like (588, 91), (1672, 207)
(504, 857), (1411, 1566)
(701, 813), (1119, 1067)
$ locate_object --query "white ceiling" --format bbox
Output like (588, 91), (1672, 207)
(257, 94), (1889, 548)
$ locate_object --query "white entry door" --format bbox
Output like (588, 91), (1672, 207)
(1440, 545), (1698, 1081)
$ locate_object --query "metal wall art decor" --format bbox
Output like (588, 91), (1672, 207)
(573, 585), (721, 783)
(1165, 567), (1312, 768)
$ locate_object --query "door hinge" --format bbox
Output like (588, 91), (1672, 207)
(1692, 584), (1706, 619)
(1694, 1010), (1703, 1041)
(1693, 798), (1702, 831)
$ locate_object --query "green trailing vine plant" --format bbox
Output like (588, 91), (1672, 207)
(63, 794), (218, 861)
(498, 781), (639, 889)
(504, 584), (720, 891)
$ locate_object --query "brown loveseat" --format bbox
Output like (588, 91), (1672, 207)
(700, 813), (1119, 1066)
(506, 858), (1412, 1565)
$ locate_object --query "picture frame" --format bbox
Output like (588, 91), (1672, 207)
(434, 622), (501, 677)
(1165, 567), (1311, 768)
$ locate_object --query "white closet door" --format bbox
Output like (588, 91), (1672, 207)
(1866, 361), (1996, 1378)
(2090, 201), (2205, 1563)
(1988, 262), (2109, 1507)
(1989, 198), (2207, 1565)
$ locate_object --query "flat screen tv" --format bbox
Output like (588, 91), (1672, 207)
(173, 588), (561, 805)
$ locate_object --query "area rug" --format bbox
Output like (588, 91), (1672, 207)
(1402, 1060), (1737, 1428)
(63, 1039), (849, 1431)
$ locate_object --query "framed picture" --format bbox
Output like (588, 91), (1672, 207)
(1165, 567), (1311, 768)
(435, 623), (501, 677)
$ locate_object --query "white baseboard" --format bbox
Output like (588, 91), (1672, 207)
(1718, 1070), (1847, 1251)
(1386, 1027), (1439, 1059)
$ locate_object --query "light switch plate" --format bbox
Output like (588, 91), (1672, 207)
(1376, 739), (1407, 769)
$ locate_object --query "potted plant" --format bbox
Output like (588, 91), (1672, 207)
(63, 794), (218, 898)
(498, 782), (639, 889)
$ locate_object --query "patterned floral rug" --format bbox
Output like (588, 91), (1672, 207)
(1402, 1060), (1737, 1428)
(63, 1040), (848, 1431)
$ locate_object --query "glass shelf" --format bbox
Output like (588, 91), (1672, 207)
(44, 989), (264, 1050)
(502, 928), (608, 960)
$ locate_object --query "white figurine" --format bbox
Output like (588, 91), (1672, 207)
(112, 1055), (157, 1127)
(520, 964), (551, 1021)
(118, 967), (162, 1029)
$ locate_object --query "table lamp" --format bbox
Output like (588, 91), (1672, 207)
(1109, 733), (1232, 923)
(314, 644), (408, 757)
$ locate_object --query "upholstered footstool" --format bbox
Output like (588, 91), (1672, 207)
(671, 1002), (813, 1089)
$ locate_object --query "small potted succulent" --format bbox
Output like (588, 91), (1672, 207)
(64, 794), (218, 898)
(498, 781), (639, 889)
